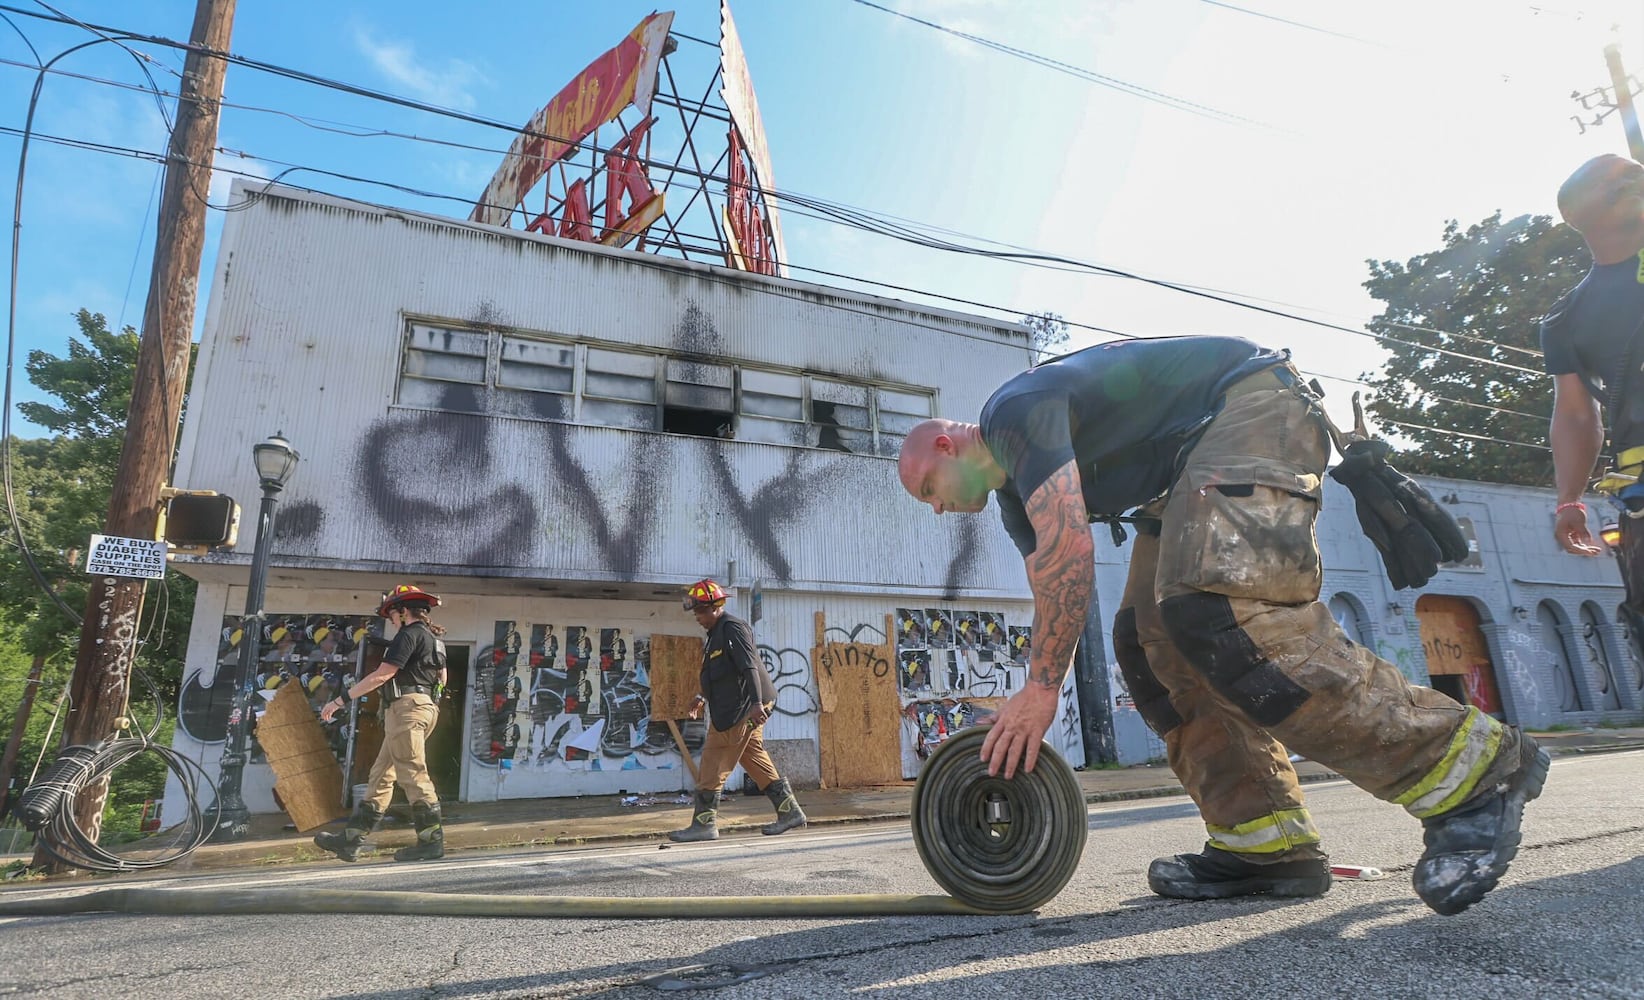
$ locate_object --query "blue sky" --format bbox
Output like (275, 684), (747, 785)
(2, 0), (1641, 443)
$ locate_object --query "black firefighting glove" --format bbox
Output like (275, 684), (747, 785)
(1328, 440), (1470, 590)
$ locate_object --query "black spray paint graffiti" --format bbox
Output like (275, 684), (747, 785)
(823, 622), (886, 644)
(344, 299), (985, 587)
(358, 405), (541, 567)
(758, 645), (819, 716)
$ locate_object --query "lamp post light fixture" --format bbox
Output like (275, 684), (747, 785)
(208, 432), (299, 842)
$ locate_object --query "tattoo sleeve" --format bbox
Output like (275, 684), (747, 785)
(1022, 460), (1095, 691)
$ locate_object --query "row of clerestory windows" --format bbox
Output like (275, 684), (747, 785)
(396, 320), (934, 457)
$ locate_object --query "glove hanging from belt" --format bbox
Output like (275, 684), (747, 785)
(1328, 439), (1470, 590)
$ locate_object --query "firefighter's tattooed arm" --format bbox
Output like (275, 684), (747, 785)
(1022, 459), (1094, 691)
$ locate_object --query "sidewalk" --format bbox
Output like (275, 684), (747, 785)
(9, 725), (1643, 878)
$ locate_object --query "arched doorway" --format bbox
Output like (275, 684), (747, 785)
(1415, 595), (1504, 720)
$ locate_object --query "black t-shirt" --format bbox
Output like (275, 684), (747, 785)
(1540, 251), (1644, 451)
(700, 613), (777, 732)
(980, 335), (1284, 556)
(383, 622), (445, 688)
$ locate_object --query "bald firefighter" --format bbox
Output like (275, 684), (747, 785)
(317, 584), (449, 863)
(897, 336), (1548, 916)
(669, 579), (808, 842)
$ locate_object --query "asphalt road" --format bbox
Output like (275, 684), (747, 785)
(1, 750), (1640, 999)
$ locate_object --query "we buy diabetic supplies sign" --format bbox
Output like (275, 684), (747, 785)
(84, 533), (167, 580)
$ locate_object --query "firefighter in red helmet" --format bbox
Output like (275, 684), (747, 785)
(317, 584), (449, 862)
(670, 579), (808, 842)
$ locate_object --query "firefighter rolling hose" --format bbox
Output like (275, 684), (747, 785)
(0, 728), (1087, 920)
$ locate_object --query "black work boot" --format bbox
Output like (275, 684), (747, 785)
(760, 777), (808, 836)
(1148, 844), (1332, 900)
(314, 802), (382, 863)
(394, 801), (445, 862)
(668, 790), (720, 842)
(1413, 729), (1550, 915)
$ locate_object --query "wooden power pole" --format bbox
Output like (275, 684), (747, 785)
(39, 0), (236, 866)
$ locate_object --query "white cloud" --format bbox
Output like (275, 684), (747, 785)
(351, 25), (485, 111)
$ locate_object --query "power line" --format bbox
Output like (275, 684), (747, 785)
(2, 13), (1564, 459)
(1196, 0), (1380, 45)
(0, 4), (1553, 380)
(846, 0), (1277, 130)
(0, 121), (1562, 459)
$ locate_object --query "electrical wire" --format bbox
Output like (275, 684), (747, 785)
(0, 122), (1561, 456)
(847, 0), (1277, 129)
(0, 6), (1555, 376)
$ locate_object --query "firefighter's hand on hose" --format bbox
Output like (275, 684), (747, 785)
(980, 682), (1059, 779)
(1329, 440), (1468, 590)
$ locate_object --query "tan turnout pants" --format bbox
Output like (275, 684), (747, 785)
(695, 705), (781, 793)
(1112, 368), (1509, 861)
(363, 693), (439, 810)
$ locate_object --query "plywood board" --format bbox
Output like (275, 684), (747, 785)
(649, 633), (703, 720)
(816, 638), (903, 787)
(1416, 596), (1491, 677)
(256, 683), (346, 832)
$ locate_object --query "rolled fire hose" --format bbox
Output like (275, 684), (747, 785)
(0, 728), (1087, 920)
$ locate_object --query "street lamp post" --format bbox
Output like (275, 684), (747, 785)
(208, 431), (299, 842)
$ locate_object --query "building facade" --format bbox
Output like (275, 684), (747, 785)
(161, 182), (1642, 823)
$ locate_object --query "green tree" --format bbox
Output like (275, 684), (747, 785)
(1361, 212), (1589, 486)
(2, 310), (196, 840)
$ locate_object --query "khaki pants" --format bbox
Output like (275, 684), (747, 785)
(695, 706), (780, 793)
(1113, 374), (1507, 860)
(363, 693), (439, 810)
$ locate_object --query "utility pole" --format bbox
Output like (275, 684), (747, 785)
(38, 0), (236, 869)
(1603, 44), (1644, 163)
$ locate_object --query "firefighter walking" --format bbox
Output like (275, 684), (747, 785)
(317, 584), (449, 863)
(669, 579), (808, 842)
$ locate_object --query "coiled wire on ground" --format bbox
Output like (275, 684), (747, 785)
(16, 667), (221, 873)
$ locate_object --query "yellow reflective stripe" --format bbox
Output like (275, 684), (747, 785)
(1392, 707), (1503, 819)
(1205, 808), (1321, 854)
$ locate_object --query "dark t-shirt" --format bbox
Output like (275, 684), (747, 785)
(1540, 252), (1644, 451)
(980, 335), (1284, 555)
(700, 614), (778, 732)
(383, 622), (445, 688)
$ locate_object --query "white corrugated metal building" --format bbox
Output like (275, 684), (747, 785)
(159, 181), (1067, 824)
(160, 181), (1643, 824)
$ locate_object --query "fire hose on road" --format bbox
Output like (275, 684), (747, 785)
(0, 728), (1090, 919)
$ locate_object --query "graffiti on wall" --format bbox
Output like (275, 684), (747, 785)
(469, 621), (689, 774)
(179, 614), (377, 761)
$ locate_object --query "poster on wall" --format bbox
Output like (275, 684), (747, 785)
(893, 607), (1041, 772)
(467, 620), (691, 790)
(178, 614), (379, 765)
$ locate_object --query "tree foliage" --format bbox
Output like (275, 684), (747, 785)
(2, 310), (195, 698)
(1361, 212), (1589, 486)
(1023, 311), (1070, 365)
